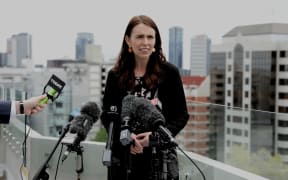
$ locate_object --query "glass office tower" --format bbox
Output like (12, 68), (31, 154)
(169, 26), (183, 69)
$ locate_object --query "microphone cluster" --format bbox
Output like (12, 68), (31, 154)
(120, 95), (177, 148)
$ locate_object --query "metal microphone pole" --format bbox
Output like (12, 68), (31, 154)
(102, 121), (114, 166)
(124, 144), (131, 180)
(23, 91), (28, 166)
(151, 146), (159, 180)
(75, 146), (84, 180)
(32, 122), (71, 180)
(161, 149), (168, 180)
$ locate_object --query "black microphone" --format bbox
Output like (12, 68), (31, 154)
(133, 97), (177, 147)
(40, 74), (65, 105)
(119, 95), (137, 146)
(102, 105), (119, 166)
(62, 101), (100, 162)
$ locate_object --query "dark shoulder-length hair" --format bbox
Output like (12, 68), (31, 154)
(113, 15), (167, 92)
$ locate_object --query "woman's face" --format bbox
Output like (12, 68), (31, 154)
(125, 23), (156, 61)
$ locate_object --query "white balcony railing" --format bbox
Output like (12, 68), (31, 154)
(0, 117), (268, 180)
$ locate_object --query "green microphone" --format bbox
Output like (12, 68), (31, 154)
(39, 88), (57, 105)
(39, 74), (65, 105)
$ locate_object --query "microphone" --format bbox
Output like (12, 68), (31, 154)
(102, 105), (119, 166)
(40, 74), (65, 105)
(119, 95), (137, 146)
(133, 96), (178, 147)
(62, 101), (100, 162)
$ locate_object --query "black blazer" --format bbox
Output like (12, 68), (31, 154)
(0, 101), (12, 124)
(101, 62), (189, 137)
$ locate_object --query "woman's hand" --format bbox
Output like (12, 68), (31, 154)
(136, 132), (152, 148)
(130, 133), (143, 155)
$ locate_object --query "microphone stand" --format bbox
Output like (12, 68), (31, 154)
(23, 91), (28, 167)
(150, 133), (160, 180)
(124, 144), (131, 180)
(32, 122), (71, 180)
(151, 146), (159, 180)
(61, 138), (85, 180)
(102, 121), (114, 166)
(161, 149), (168, 180)
(75, 146), (84, 180)
(158, 134), (207, 180)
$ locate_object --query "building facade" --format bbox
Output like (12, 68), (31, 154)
(180, 76), (210, 156)
(211, 23), (288, 162)
(190, 35), (211, 76)
(75, 32), (94, 61)
(169, 26), (183, 69)
(6, 33), (32, 67)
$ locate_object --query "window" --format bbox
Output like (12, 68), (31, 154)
(279, 79), (288, 85)
(245, 51), (250, 59)
(245, 91), (249, 98)
(280, 51), (287, 58)
(279, 65), (288, 72)
(228, 64), (232, 71)
(233, 116), (242, 123)
(227, 128), (231, 134)
(227, 103), (231, 108)
(245, 117), (249, 124)
(227, 115), (231, 122)
(271, 78), (276, 85)
(216, 83), (223, 87)
(278, 134), (288, 141)
(245, 78), (249, 85)
(278, 120), (288, 127)
(228, 52), (232, 59)
(279, 93), (288, 99)
(227, 77), (231, 84)
(272, 51), (277, 58)
(227, 90), (231, 97)
(245, 64), (249, 72)
(271, 65), (276, 72)
(232, 129), (242, 136)
(55, 102), (63, 108)
(278, 148), (288, 155)
(279, 106), (288, 113)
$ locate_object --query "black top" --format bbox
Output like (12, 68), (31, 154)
(101, 61), (189, 180)
(0, 101), (12, 124)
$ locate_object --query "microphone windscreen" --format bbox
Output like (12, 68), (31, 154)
(70, 114), (86, 134)
(134, 97), (165, 131)
(80, 101), (101, 122)
(121, 95), (137, 119)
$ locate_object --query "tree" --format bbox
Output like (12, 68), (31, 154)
(93, 127), (107, 142)
(227, 145), (288, 180)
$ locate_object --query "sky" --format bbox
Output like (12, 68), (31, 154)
(0, 0), (287, 68)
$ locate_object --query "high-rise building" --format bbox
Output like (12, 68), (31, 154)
(210, 23), (288, 163)
(169, 26), (183, 69)
(190, 35), (211, 76)
(85, 44), (104, 63)
(6, 33), (32, 67)
(0, 53), (8, 67)
(180, 76), (210, 156)
(75, 32), (94, 61)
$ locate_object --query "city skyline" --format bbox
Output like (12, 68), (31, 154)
(0, 0), (286, 68)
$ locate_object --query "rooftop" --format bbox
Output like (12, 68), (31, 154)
(223, 23), (288, 37)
